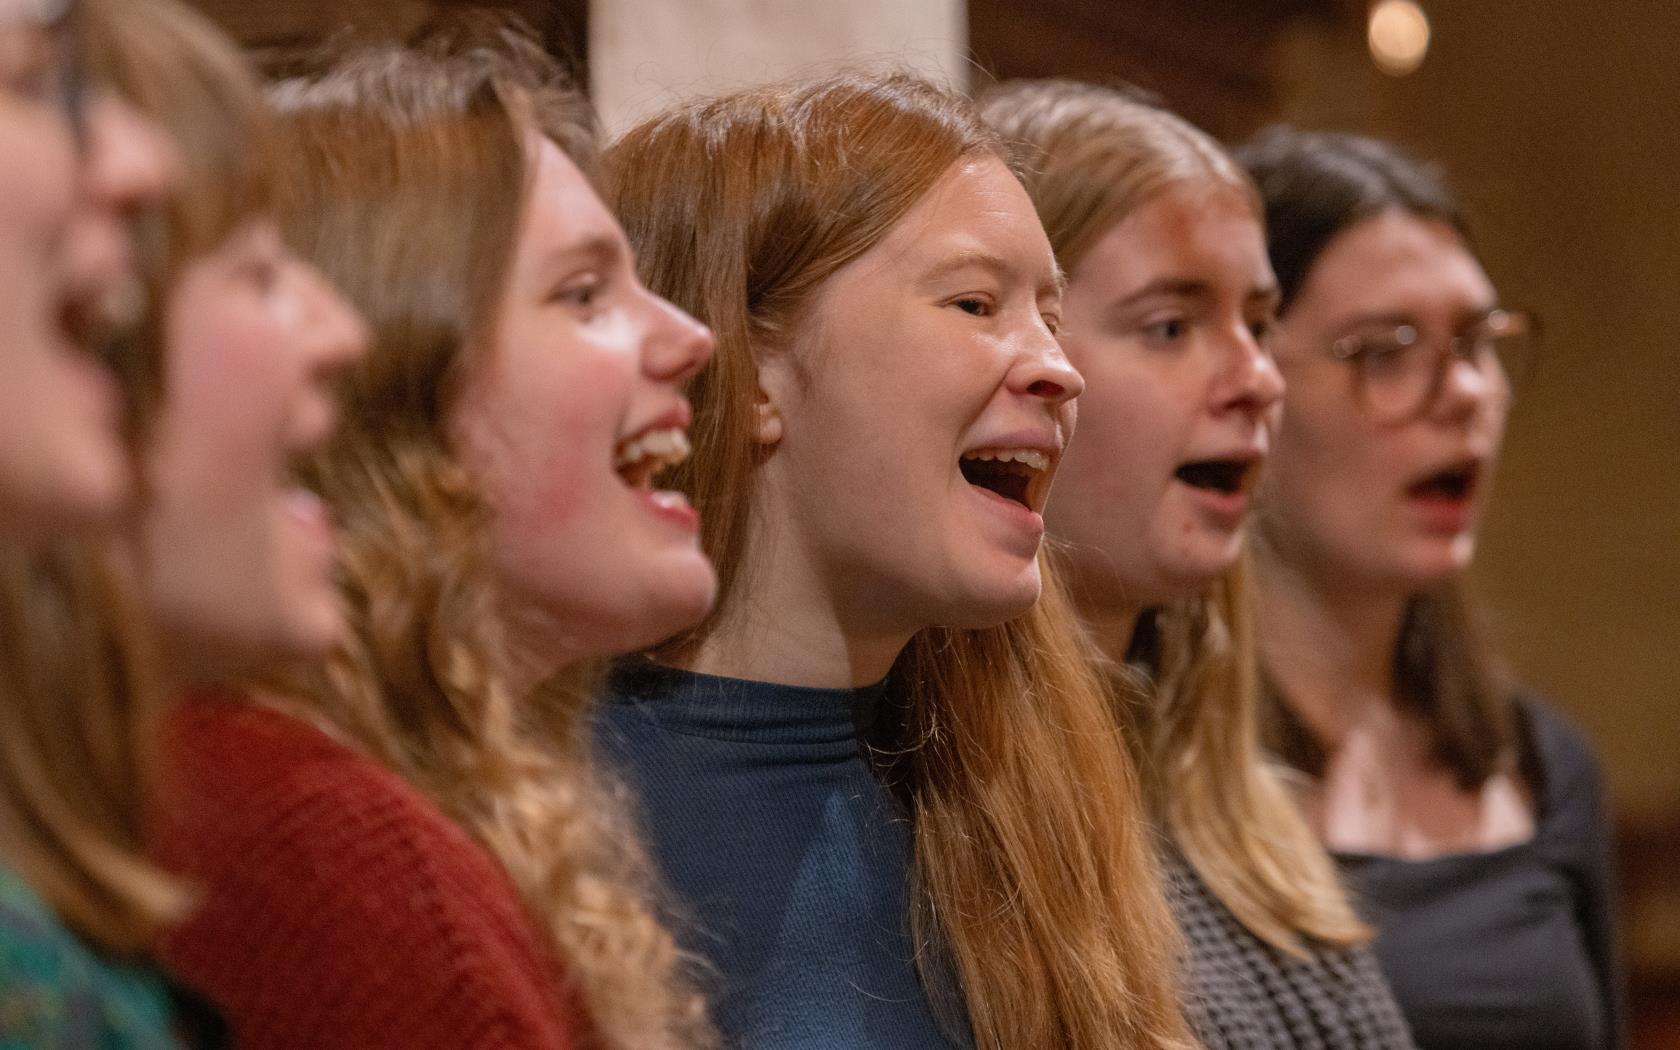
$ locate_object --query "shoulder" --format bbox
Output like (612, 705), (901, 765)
(157, 700), (575, 1050)
(159, 698), (481, 883)
(1512, 692), (1613, 862)
(1514, 693), (1606, 810)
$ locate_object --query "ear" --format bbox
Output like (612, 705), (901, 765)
(754, 396), (783, 446)
(752, 355), (794, 447)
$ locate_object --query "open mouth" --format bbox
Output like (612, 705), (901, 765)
(614, 427), (690, 489)
(1407, 462), (1479, 502)
(59, 276), (145, 361)
(1173, 458), (1253, 496)
(959, 448), (1050, 511)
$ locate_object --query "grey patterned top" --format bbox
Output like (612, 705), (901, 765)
(1167, 850), (1418, 1050)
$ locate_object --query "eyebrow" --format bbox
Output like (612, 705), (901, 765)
(1112, 277), (1280, 309)
(1334, 303), (1499, 334)
(921, 249), (1066, 298)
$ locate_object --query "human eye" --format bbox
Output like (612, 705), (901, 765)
(1140, 315), (1190, 345)
(948, 294), (996, 318)
(550, 272), (605, 312)
(1357, 331), (1419, 377)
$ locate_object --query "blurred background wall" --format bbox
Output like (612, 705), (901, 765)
(186, 0), (1680, 1043)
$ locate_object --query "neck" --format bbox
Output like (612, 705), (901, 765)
(678, 517), (913, 689)
(1073, 591), (1141, 668)
(1255, 548), (1410, 748)
(498, 601), (583, 701)
(683, 595), (908, 690)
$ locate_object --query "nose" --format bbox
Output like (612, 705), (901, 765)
(80, 93), (177, 215)
(1011, 325), (1084, 409)
(639, 284), (714, 385)
(297, 262), (369, 373)
(1430, 353), (1504, 424)
(1213, 326), (1286, 419)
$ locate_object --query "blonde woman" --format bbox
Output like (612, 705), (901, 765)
(597, 72), (1195, 1050)
(979, 79), (1415, 1050)
(150, 20), (719, 1050)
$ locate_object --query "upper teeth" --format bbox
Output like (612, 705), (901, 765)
(615, 427), (691, 471)
(962, 448), (1050, 472)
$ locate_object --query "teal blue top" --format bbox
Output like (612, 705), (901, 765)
(0, 864), (181, 1049)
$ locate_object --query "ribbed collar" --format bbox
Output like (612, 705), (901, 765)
(604, 658), (889, 750)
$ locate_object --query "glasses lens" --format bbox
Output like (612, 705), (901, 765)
(1481, 314), (1537, 392)
(1356, 330), (1436, 422)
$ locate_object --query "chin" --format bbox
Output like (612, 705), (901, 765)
(276, 599), (348, 663)
(44, 446), (130, 529)
(603, 559), (718, 655)
(943, 561), (1044, 629)
(1395, 533), (1479, 588)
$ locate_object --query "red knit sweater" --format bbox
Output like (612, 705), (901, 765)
(154, 696), (581, 1050)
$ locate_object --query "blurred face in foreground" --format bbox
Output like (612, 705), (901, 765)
(138, 218), (366, 681)
(0, 0), (175, 536)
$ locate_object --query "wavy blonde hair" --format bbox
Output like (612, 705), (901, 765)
(267, 24), (707, 1050)
(0, 0), (287, 956)
(978, 78), (1368, 956)
(605, 71), (1197, 1050)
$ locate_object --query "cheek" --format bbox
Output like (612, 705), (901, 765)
(470, 376), (623, 554)
(168, 314), (294, 485)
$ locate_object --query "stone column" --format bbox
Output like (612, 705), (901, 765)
(590, 0), (967, 135)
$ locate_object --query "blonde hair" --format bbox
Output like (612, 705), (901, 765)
(979, 78), (1368, 955)
(605, 71), (1197, 1050)
(0, 0), (286, 956)
(268, 25), (707, 1050)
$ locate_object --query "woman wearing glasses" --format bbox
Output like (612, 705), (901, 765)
(1238, 128), (1622, 1050)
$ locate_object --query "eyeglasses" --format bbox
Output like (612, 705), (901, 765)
(0, 0), (88, 140)
(1328, 308), (1537, 423)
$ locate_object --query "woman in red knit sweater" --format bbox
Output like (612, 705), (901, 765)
(128, 12), (719, 1050)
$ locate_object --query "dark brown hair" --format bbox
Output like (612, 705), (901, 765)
(1235, 127), (1515, 789)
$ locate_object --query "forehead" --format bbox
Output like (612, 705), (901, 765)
(518, 134), (622, 256)
(1297, 210), (1495, 321)
(863, 155), (1057, 280)
(1081, 181), (1267, 281)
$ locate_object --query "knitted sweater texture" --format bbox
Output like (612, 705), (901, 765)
(153, 696), (579, 1050)
(1167, 851), (1417, 1050)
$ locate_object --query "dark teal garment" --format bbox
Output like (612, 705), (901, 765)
(0, 864), (181, 1050)
(596, 660), (970, 1050)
